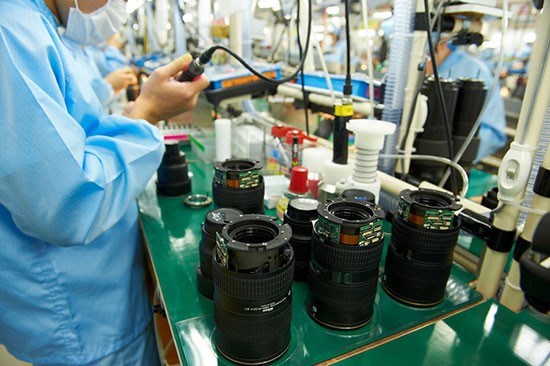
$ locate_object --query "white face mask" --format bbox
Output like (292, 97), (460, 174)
(65, 0), (127, 46)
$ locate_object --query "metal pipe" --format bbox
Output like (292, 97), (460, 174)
(500, 145), (550, 311)
(477, 7), (550, 300)
(277, 84), (374, 116)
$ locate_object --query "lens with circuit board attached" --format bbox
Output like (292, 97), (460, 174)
(306, 198), (385, 329)
(196, 207), (243, 299)
(212, 215), (294, 365)
(212, 159), (265, 214)
(382, 188), (462, 307)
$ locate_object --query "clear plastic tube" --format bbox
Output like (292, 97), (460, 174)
(518, 106), (550, 226)
(380, 153), (469, 199)
(379, 0), (416, 173)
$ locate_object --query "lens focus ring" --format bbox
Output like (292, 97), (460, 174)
(311, 232), (384, 270)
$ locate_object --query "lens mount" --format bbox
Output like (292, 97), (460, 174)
(315, 198), (384, 246)
(399, 189), (461, 230)
(216, 215), (293, 274)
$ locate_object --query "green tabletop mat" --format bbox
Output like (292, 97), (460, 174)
(138, 145), (483, 365)
(334, 300), (550, 366)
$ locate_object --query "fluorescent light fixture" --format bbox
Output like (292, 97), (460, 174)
(373, 10), (392, 20)
(258, 0), (279, 9)
(524, 31), (536, 43)
(326, 6), (340, 15)
(313, 25), (325, 33)
(182, 13), (193, 23)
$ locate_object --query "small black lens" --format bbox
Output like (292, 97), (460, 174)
(196, 208), (243, 299)
(212, 215), (294, 365)
(156, 142), (191, 196)
(284, 198), (319, 281)
(306, 198), (385, 329)
(212, 159), (265, 214)
(382, 189), (462, 307)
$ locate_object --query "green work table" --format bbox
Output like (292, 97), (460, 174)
(333, 300), (550, 366)
(138, 146), (487, 365)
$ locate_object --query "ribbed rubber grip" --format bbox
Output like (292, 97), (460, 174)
(212, 257), (294, 300)
(311, 233), (383, 271)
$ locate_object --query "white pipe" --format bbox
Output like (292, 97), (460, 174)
(299, 0), (315, 72)
(477, 6), (550, 300)
(197, 0), (211, 48)
(311, 37), (336, 104)
(277, 84), (373, 116)
(500, 146), (550, 311)
(229, 12), (243, 57)
(172, 0), (186, 55)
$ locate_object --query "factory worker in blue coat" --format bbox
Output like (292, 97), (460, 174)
(62, 35), (137, 107)
(426, 37), (507, 160)
(88, 34), (129, 77)
(0, 0), (209, 365)
(324, 26), (348, 65)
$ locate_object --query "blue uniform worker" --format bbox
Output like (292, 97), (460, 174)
(88, 43), (128, 77)
(0, 0), (209, 365)
(436, 47), (507, 160)
(63, 36), (116, 106)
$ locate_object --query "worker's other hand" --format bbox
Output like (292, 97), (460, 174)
(105, 67), (138, 94)
(127, 54), (210, 124)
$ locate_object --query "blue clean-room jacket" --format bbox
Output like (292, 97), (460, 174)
(0, 0), (164, 364)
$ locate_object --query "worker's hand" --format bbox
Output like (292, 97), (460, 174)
(127, 54), (210, 124)
(104, 67), (138, 94)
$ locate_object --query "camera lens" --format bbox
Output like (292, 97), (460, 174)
(156, 142), (191, 197)
(283, 198), (319, 281)
(212, 215), (294, 365)
(196, 208), (243, 299)
(212, 159), (265, 214)
(382, 188), (462, 307)
(306, 198), (385, 329)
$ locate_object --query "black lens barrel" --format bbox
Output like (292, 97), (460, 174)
(212, 159), (265, 214)
(383, 189), (462, 307)
(284, 198), (319, 281)
(197, 208), (243, 299)
(212, 215), (294, 365)
(156, 142), (192, 196)
(306, 198), (385, 329)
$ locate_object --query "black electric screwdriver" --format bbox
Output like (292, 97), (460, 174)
(177, 48), (216, 82)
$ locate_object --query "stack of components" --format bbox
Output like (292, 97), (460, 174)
(383, 188), (462, 307)
(212, 158), (265, 214)
(212, 215), (294, 365)
(410, 77), (487, 185)
(156, 142), (191, 197)
(196, 208), (243, 299)
(452, 78), (487, 166)
(283, 198), (319, 281)
(409, 78), (459, 183)
(306, 198), (385, 329)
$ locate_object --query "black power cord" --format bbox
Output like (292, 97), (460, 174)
(296, 0), (310, 135)
(192, 0), (312, 85)
(344, 0), (352, 96)
(422, 0), (458, 195)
